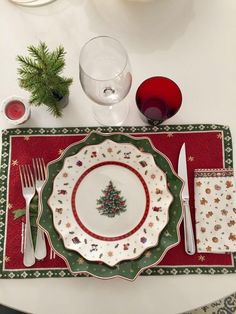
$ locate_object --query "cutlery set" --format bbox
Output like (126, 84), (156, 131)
(19, 158), (47, 267)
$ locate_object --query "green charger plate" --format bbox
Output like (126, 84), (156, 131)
(39, 132), (183, 281)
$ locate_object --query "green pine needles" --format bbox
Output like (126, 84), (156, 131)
(17, 42), (73, 117)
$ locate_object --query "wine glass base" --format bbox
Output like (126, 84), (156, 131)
(9, 0), (56, 6)
(93, 102), (129, 126)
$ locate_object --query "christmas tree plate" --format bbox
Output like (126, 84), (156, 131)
(48, 138), (173, 266)
(39, 132), (183, 280)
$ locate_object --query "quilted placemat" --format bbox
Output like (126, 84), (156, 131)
(0, 124), (235, 279)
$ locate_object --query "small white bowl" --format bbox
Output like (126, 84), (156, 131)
(1, 96), (31, 125)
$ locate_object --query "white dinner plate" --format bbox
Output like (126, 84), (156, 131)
(48, 139), (173, 266)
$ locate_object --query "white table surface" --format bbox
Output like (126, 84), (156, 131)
(0, 0), (236, 313)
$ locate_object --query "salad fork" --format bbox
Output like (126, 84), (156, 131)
(19, 165), (36, 267)
(33, 158), (47, 260)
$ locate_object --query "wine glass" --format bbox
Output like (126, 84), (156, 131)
(79, 36), (132, 126)
(136, 76), (182, 125)
(9, 0), (56, 6)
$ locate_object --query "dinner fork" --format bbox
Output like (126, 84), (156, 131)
(19, 165), (36, 267)
(33, 158), (47, 260)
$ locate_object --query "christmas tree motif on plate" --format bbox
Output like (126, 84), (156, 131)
(96, 181), (127, 218)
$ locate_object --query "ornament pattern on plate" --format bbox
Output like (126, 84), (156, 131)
(48, 139), (173, 266)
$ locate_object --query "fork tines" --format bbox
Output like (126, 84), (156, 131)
(32, 158), (46, 181)
(19, 165), (35, 188)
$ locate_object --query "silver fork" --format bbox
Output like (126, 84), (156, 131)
(33, 158), (47, 260)
(19, 165), (36, 267)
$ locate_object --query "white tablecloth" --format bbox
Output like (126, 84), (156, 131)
(0, 1), (236, 313)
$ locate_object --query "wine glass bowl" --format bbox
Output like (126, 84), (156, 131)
(79, 36), (132, 125)
(136, 76), (182, 125)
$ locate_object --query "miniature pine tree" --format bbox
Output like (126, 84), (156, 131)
(96, 181), (127, 218)
(17, 42), (73, 117)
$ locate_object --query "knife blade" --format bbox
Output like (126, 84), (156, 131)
(178, 143), (196, 255)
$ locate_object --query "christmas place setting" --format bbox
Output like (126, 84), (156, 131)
(1, 1), (236, 314)
(0, 123), (235, 282)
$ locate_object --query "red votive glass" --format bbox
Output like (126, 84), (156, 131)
(5, 100), (26, 120)
(136, 76), (182, 125)
(1, 96), (30, 125)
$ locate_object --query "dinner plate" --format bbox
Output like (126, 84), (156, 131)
(39, 132), (183, 280)
(48, 139), (173, 266)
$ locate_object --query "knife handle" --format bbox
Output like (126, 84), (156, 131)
(183, 200), (196, 255)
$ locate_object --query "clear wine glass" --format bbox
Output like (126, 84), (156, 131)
(79, 36), (132, 126)
(9, 0), (56, 6)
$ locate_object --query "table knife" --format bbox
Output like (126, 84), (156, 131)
(178, 143), (196, 255)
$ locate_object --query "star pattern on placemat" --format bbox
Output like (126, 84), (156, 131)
(167, 133), (174, 138)
(7, 203), (13, 209)
(4, 256), (10, 263)
(24, 136), (30, 141)
(217, 133), (223, 139)
(188, 156), (195, 162)
(11, 160), (18, 166)
(198, 255), (206, 262)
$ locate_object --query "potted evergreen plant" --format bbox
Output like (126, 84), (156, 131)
(17, 42), (73, 117)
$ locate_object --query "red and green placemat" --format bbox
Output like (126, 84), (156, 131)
(0, 124), (235, 279)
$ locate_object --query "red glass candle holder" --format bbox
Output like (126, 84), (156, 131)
(1, 96), (31, 125)
(136, 76), (182, 125)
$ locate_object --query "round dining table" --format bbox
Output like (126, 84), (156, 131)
(0, 0), (236, 313)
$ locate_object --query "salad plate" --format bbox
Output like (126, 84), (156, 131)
(39, 132), (183, 280)
(48, 139), (173, 266)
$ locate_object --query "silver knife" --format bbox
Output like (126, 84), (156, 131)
(178, 143), (196, 255)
